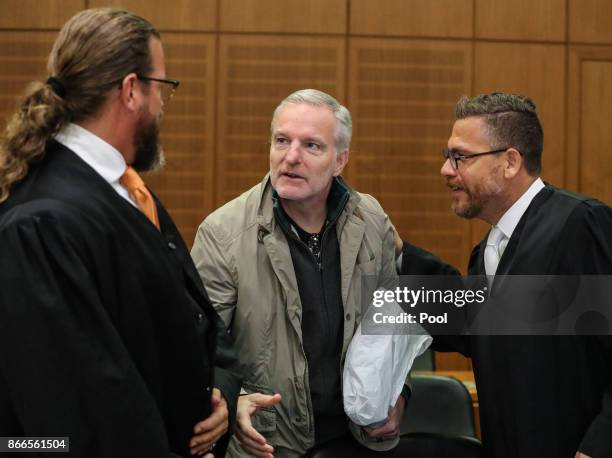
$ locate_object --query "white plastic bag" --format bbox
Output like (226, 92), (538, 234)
(343, 292), (432, 426)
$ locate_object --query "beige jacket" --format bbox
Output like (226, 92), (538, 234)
(191, 174), (398, 457)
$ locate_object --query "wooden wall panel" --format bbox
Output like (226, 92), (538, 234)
(0, 32), (56, 125)
(569, 0), (612, 44)
(88, 0), (217, 31)
(473, 42), (565, 245)
(350, 0), (473, 38)
(567, 47), (612, 206)
(435, 352), (472, 371)
(348, 38), (473, 273)
(220, 0), (346, 34)
(0, 0), (84, 29)
(580, 62), (612, 203)
(475, 0), (565, 42)
(144, 34), (216, 247)
(216, 35), (346, 206)
(473, 42), (566, 185)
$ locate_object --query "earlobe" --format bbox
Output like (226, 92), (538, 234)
(119, 73), (139, 112)
(504, 148), (521, 179)
(333, 150), (349, 176)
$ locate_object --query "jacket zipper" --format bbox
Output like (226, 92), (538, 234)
(294, 227), (331, 436)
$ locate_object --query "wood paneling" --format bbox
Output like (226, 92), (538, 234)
(567, 46), (612, 205)
(435, 352), (473, 371)
(0, 32), (56, 123)
(216, 34), (346, 206)
(569, 0), (612, 44)
(88, 0), (217, 31)
(348, 38), (473, 271)
(475, 0), (566, 42)
(580, 62), (612, 203)
(0, 0), (84, 29)
(350, 0), (473, 38)
(473, 42), (565, 245)
(220, 0), (346, 34)
(144, 34), (216, 247)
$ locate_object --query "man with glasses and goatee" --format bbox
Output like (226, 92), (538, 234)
(401, 92), (612, 458)
(0, 8), (240, 458)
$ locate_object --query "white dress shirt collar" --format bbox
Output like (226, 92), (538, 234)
(55, 123), (126, 181)
(54, 123), (136, 206)
(495, 177), (545, 242)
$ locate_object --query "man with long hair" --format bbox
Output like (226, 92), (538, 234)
(0, 8), (240, 457)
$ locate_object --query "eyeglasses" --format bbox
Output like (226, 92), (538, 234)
(136, 75), (180, 104)
(442, 147), (509, 170)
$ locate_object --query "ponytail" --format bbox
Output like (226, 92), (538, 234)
(0, 81), (67, 202)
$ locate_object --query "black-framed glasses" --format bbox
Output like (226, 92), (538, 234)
(136, 75), (180, 104)
(442, 147), (509, 170)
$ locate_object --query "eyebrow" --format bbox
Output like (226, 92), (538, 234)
(447, 143), (470, 154)
(304, 136), (326, 143)
(272, 132), (327, 144)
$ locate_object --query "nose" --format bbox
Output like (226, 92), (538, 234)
(440, 158), (456, 178)
(284, 141), (302, 164)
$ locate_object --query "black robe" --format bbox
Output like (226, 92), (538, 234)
(0, 142), (241, 457)
(402, 185), (612, 458)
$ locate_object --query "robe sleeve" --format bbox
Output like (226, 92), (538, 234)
(0, 207), (179, 457)
(399, 241), (470, 356)
(211, 316), (243, 458)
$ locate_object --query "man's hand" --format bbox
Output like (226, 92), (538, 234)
(575, 453), (592, 458)
(364, 395), (406, 440)
(235, 392), (282, 458)
(190, 388), (229, 456)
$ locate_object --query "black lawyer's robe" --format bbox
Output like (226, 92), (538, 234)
(402, 185), (612, 458)
(0, 142), (242, 457)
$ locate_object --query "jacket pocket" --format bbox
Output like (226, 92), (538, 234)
(356, 258), (377, 275)
(242, 381), (278, 433)
(252, 407), (277, 433)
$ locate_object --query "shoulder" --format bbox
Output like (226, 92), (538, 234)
(199, 180), (266, 245)
(1, 198), (83, 231)
(567, 197), (612, 237)
(548, 186), (612, 225)
(353, 191), (391, 229)
(543, 185), (606, 210)
(548, 187), (612, 273)
(0, 198), (94, 256)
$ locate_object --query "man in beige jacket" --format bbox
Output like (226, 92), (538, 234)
(192, 89), (406, 457)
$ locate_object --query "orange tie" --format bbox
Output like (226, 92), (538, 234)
(120, 166), (160, 230)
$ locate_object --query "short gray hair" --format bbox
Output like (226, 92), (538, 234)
(455, 92), (543, 176)
(270, 89), (352, 154)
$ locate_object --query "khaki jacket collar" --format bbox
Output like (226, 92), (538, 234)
(254, 173), (366, 332)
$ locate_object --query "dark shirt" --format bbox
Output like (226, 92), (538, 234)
(273, 178), (350, 445)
